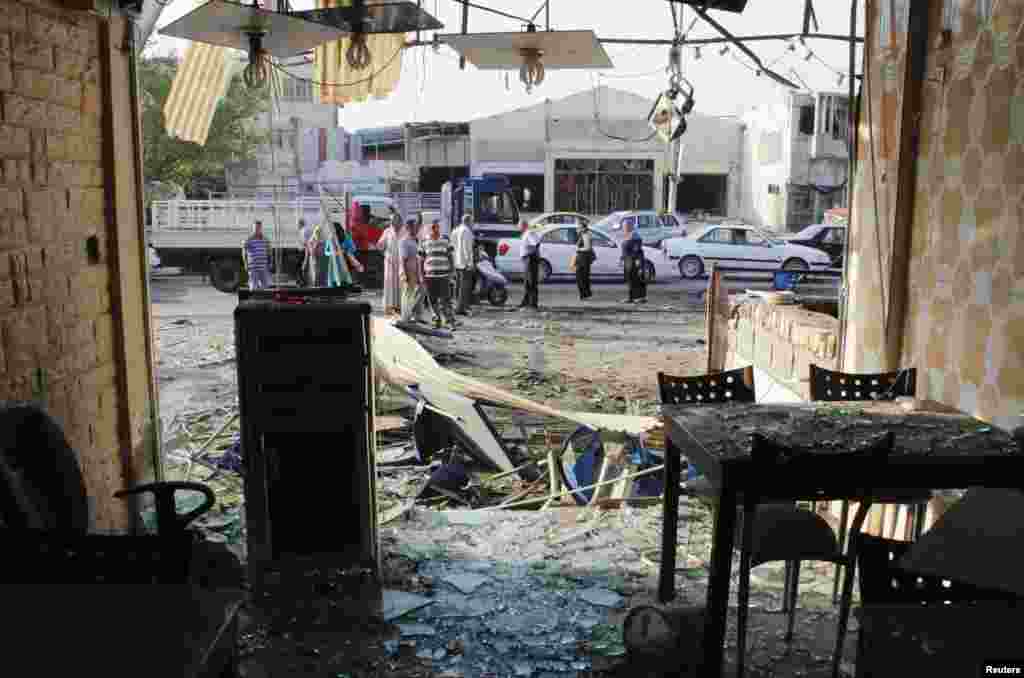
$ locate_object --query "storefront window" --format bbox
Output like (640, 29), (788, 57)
(554, 158), (654, 215)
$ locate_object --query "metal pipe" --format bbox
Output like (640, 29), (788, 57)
(126, 17), (164, 485)
(450, 0), (529, 25)
(838, 0), (858, 368)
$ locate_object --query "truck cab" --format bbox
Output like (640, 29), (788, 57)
(448, 176), (521, 258)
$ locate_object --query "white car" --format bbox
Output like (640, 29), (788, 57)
(527, 212), (592, 228)
(662, 224), (833, 279)
(494, 224), (676, 283)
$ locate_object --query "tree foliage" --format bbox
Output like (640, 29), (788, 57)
(140, 53), (269, 199)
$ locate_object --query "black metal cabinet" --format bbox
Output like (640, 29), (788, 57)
(234, 301), (378, 580)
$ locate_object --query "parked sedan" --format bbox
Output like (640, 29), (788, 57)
(528, 212), (591, 228)
(662, 224), (833, 279)
(494, 224), (676, 283)
(784, 223), (847, 268)
(592, 211), (687, 247)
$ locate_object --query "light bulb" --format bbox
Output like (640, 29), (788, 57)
(519, 48), (544, 93)
(838, 73), (845, 86)
(243, 32), (269, 89)
(694, 46), (701, 60)
(805, 49), (813, 61)
(719, 46), (729, 56)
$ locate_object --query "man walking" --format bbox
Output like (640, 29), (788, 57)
(399, 219), (429, 323)
(244, 220), (272, 290)
(419, 218), (457, 329)
(518, 219), (541, 310)
(451, 214), (475, 316)
(621, 220), (647, 304)
(575, 220), (594, 300)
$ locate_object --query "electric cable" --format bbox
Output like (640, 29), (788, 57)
(271, 45), (403, 88)
(588, 73), (658, 143)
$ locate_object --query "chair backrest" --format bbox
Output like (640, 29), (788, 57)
(657, 366), (756, 406)
(856, 534), (1016, 606)
(808, 365), (916, 402)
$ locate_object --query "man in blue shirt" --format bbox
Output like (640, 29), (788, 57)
(621, 221), (647, 304)
(244, 221), (272, 290)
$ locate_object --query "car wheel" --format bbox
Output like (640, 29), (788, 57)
(782, 258), (810, 272)
(210, 258), (241, 294)
(643, 261), (656, 283)
(487, 285), (508, 306)
(679, 255), (704, 279)
(539, 259), (553, 283)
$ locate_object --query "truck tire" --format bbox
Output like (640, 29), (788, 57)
(210, 258), (241, 294)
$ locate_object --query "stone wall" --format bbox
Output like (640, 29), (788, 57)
(0, 3), (154, 529)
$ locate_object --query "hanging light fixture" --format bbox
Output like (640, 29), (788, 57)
(159, 0), (348, 89)
(694, 46), (701, 60)
(804, 49), (814, 61)
(719, 45), (730, 56)
(787, 38), (797, 52)
(837, 72), (845, 86)
(243, 30), (270, 88)
(438, 24), (611, 93)
(520, 46), (545, 93)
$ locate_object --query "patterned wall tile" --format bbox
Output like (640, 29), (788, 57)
(845, 0), (1024, 427)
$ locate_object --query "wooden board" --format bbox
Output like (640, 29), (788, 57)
(371, 317), (660, 438)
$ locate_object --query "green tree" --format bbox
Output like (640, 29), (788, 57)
(140, 53), (269, 200)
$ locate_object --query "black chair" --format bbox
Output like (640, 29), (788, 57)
(808, 364), (932, 604)
(657, 367), (869, 678)
(0, 401), (221, 584)
(852, 534), (1021, 677)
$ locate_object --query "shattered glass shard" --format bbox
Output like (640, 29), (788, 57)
(397, 624), (437, 637)
(578, 587), (625, 608)
(443, 572), (491, 594)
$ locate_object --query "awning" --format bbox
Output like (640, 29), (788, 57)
(314, 0), (405, 106)
(471, 161), (545, 177)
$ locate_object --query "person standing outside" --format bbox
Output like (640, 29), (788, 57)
(399, 219), (429, 323)
(518, 219), (541, 310)
(244, 220), (272, 290)
(377, 214), (402, 315)
(575, 220), (594, 301)
(419, 218), (457, 329)
(451, 214), (475, 316)
(620, 220), (647, 304)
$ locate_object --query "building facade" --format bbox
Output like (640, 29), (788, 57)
(404, 121), (470, 193)
(740, 90), (850, 231)
(225, 62), (341, 197)
(470, 86), (745, 218)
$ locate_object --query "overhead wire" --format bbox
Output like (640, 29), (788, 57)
(588, 72), (658, 143)
(271, 45), (404, 88)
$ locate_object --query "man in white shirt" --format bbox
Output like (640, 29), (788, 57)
(450, 215), (476, 315)
(518, 219), (541, 310)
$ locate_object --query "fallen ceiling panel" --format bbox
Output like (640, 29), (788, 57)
(371, 318), (660, 439)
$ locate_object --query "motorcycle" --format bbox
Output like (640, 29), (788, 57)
(451, 247), (509, 307)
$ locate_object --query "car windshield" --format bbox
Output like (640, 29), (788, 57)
(754, 228), (784, 245)
(792, 224), (823, 239)
(593, 213), (625, 230)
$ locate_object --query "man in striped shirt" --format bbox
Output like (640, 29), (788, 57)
(418, 218), (457, 329)
(244, 221), (272, 290)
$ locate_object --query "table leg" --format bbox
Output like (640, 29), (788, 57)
(658, 438), (683, 604)
(702, 485), (738, 678)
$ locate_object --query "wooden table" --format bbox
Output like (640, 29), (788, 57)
(657, 401), (1022, 678)
(0, 585), (244, 677)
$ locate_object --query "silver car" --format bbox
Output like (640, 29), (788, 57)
(592, 210), (687, 247)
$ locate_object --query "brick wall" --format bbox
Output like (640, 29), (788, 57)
(727, 300), (840, 399)
(0, 1), (145, 529)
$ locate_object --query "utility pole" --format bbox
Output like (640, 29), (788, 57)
(666, 42), (684, 214)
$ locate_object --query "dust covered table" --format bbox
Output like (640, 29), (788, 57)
(656, 401), (1022, 678)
